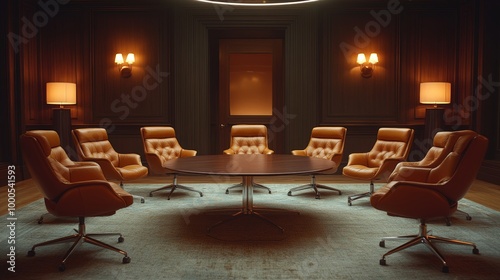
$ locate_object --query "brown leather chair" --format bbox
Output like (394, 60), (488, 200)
(25, 130), (99, 224)
(370, 130), (488, 273)
(140, 126), (203, 199)
(288, 127), (347, 199)
(389, 130), (472, 224)
(223, 124), (274, 194)
(72, 128), (148, 203)
(342, 127), (414, 205)
(21, 130), (134, 272)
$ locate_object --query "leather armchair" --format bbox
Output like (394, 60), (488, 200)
(288, 127), (347, 199)
(224, 124), (274, 194)
(388, 130), (472, 224)
(370, 130), (488, 273)
(72, 128), (148, 202)
(140, 126), (202, 199)
(21, 130), (134, 271)
(342, 127), (414, 205)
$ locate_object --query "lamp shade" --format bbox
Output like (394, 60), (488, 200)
(46, 82), (77, 106)
(420, 82), (451, 105)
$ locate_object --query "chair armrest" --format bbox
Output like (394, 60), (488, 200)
(82, 157), (122, 180)
(346, 152), (369, 166)
(223, 149), (235, 155)
(263, 148), (274, 154)
(144, 152), (167, 175)
(291, 150), (306, 156)
(389, 166), (431, 182)
(68, 165), (106, 182)
(180, 149), (197, 157)
(375, 157), (406, 181)
(118, 153), (142, 166)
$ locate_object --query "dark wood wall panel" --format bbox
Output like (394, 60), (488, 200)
(92, 10), (171, 125)
(321, 10), (398, 124)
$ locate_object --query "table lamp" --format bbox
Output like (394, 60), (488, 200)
(420, 82), (451, 141)
(46, 82), (76, 151)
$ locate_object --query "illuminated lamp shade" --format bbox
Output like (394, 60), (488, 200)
(46, 82), (77, 108)
(420, 82), (451, 107)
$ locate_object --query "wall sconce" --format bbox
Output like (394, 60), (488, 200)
(115, 53), (135, 78)
(46, 82), (76, 151)
(357, 53), (378, 78)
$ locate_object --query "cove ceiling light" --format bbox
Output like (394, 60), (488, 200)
(195, 0), (320, 7)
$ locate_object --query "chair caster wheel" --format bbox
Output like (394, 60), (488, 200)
(287, 191), (292, 196)
(149, 193), (153, 197)
(473, 248), (479, 254)
(141, 198), (145, 203)
(379, 259), (386, 266)
(268, 190), (272, 194)
(225, 190), (229, 194)
(315, 195), (321, 199)
(338, 191), (342, 195)
(27, 250), (35, 257)
(59, 263), (66, 272)
(379, 240), (385, 247)
(442, 266), (449, 273)
(200, 193), (203, 197)
(348, 201), (352, 206)
(118, 236), (124, 243)
(466, 215), (472, 221)
(38, 217), (44, 224)
(123, 256), (131, 264)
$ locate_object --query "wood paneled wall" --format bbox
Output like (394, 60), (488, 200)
(9, 0), (498, 181)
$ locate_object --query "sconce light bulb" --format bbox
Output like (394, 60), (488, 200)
(115, 53), (124, 64)
(126, 53), (135, 64)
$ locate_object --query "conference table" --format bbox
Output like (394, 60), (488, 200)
(163, 154), (335, 232)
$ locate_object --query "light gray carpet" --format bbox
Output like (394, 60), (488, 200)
(2, 182), (500, 280)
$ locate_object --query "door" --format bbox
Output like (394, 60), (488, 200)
(215, 38), (284, 154)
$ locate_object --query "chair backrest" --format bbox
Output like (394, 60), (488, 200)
(141, 126), (182, 160)
(72, 128), (119, 166)
(416, 131), (456, 167)
(305, 127), (347, 164)
(367, 128), (414, 167)
(20, 131), (74, 200)
(227, 124), (272, 154)
(431, 131), (488, 202)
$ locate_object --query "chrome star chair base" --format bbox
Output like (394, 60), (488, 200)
(347, 180), (374, 205)
(27, 217), (130, 272)
(149, 174), (203, 200)
(287, 174), (341, 199)
(378, 220), (479, 273)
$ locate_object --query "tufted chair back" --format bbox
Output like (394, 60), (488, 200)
(140, 126), (197, 175)
(224, 124), (274, 155)
(72, 128), (119, 166)
(72, 128), (148, 182)
(293, 127), (347, 167)
(365, 128), (414, 168)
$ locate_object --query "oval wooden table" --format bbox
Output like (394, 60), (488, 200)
(163, 154), (335, 232)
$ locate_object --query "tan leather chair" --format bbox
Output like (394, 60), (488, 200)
(389, 130), (472, 224)
(223, 124), (274, 194)
(26, 130), (99, 224)
(72, 128), (148, 202)
(370, 130), (488, 273)
(288, 127), (346, 199)
(21, 130), (134, 272)
(342, 127), (414, 205)
(140, 126), (202, 199)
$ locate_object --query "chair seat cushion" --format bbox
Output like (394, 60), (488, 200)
(117, 165), (149, 180)
(343, 165), (379, 180)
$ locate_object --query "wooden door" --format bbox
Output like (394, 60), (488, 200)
(215, 38), (284, 154)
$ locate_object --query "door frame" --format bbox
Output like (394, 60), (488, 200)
(209, 28), (286, 154)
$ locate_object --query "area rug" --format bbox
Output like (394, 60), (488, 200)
(2, 183), (500, 280)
